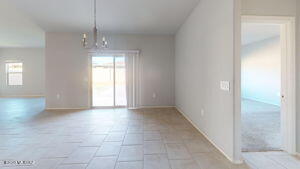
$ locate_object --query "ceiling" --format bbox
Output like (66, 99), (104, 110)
(242, 23), (280, 46)
(9, 0), (200, 34)
(0, 1), (283, 48)
(0, 0), (45, 48)
(1, 0), (200, 48)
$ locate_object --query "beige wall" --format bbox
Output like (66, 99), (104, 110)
(45, 33), (174, 109)
(0, 48), (45, 96)
(175, 0), (236, 162)
(241, 0), (300, 154)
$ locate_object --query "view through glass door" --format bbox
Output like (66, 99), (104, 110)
(92, 55), (127, 107)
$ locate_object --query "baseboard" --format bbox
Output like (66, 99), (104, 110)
(0, 95), (44, 98)
(45, 107), (89, 110)
(46, 106), (174, 111)
(175, 106), (242, 164)
(137, 105), (175, 109)
(242, 97), (280, 107)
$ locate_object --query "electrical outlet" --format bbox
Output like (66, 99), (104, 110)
(201, 109), (205, 116)
(220, 81), (230, 91)
(152, 93), (156, 99)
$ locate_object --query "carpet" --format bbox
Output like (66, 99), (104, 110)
(241, 99), (281, 152)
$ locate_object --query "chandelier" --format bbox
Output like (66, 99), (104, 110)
(82, 0), (108, 49)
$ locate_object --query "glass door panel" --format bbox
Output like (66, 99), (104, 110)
(92, 55), (127, 107)
(115, 56), (127, 106)
(92, 56), (114, 107)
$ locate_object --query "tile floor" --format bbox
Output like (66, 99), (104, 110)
(1, 98), (299, 169)
(0, 98), (250, 169)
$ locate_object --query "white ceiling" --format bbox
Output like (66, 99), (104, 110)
(9, 0), (200, 33)
(1, 0), (200, 47)
(0, 0), (45, 48)
(0, 1), (283, 48)
(242, 23), (280, 46)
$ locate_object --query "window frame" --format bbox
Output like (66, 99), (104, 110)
(5, 61), (23, 86)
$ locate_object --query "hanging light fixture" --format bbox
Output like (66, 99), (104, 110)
(82, 0), (108, 49)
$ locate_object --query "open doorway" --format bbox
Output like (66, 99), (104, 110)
(92, 55), (127, 108)
(241, 23), (282, 151)
(239, 16), (296, 155)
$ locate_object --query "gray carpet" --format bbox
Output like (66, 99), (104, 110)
(241, 99), (281, 152)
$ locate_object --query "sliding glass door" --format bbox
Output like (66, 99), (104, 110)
(92, 55), (127, 107)
(115, 56), (127, 106)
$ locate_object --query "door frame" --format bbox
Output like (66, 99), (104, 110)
(88, 52), (126, 108)
(234, 15), (296, 161)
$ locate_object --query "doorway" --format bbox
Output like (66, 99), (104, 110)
(241, 22), (282, 151)
(235, 16), (296, 158)
(92, 55), (127, 107)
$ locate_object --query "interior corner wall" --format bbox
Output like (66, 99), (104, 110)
(45, 32), (175, 109)
(0, 48), (45, 96)
(175, 0), (235, 161)
(241, 0), (300, 153)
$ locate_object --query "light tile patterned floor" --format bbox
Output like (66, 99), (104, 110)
(2, 98), (297, 169)
(0, 98), (252, 169)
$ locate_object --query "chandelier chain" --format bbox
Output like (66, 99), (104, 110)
(82, 0), (108, 49)
(94, 0), (96, 28)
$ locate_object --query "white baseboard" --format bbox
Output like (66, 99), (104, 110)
(175, 106), (243, 164)
(0, 95), (44, 98)
(137, 105), (175, 109)
(242, 97), (280, 107)
(46, 106), (174, 111)
(45, 107), (89, 110)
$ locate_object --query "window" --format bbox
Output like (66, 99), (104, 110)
(6, 62), (23, 86)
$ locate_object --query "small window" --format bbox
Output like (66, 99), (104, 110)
(6, 62), (23, 86)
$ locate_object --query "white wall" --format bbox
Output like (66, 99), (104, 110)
(0, 48), (45, 96)
(241, 0), (300, 153)
(242, 36), (281, 106)
(297, 0), (300, 156)
(175, 0), (236, 161)
(45, 32), (174, 109)
(295, 1), (300, 153)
